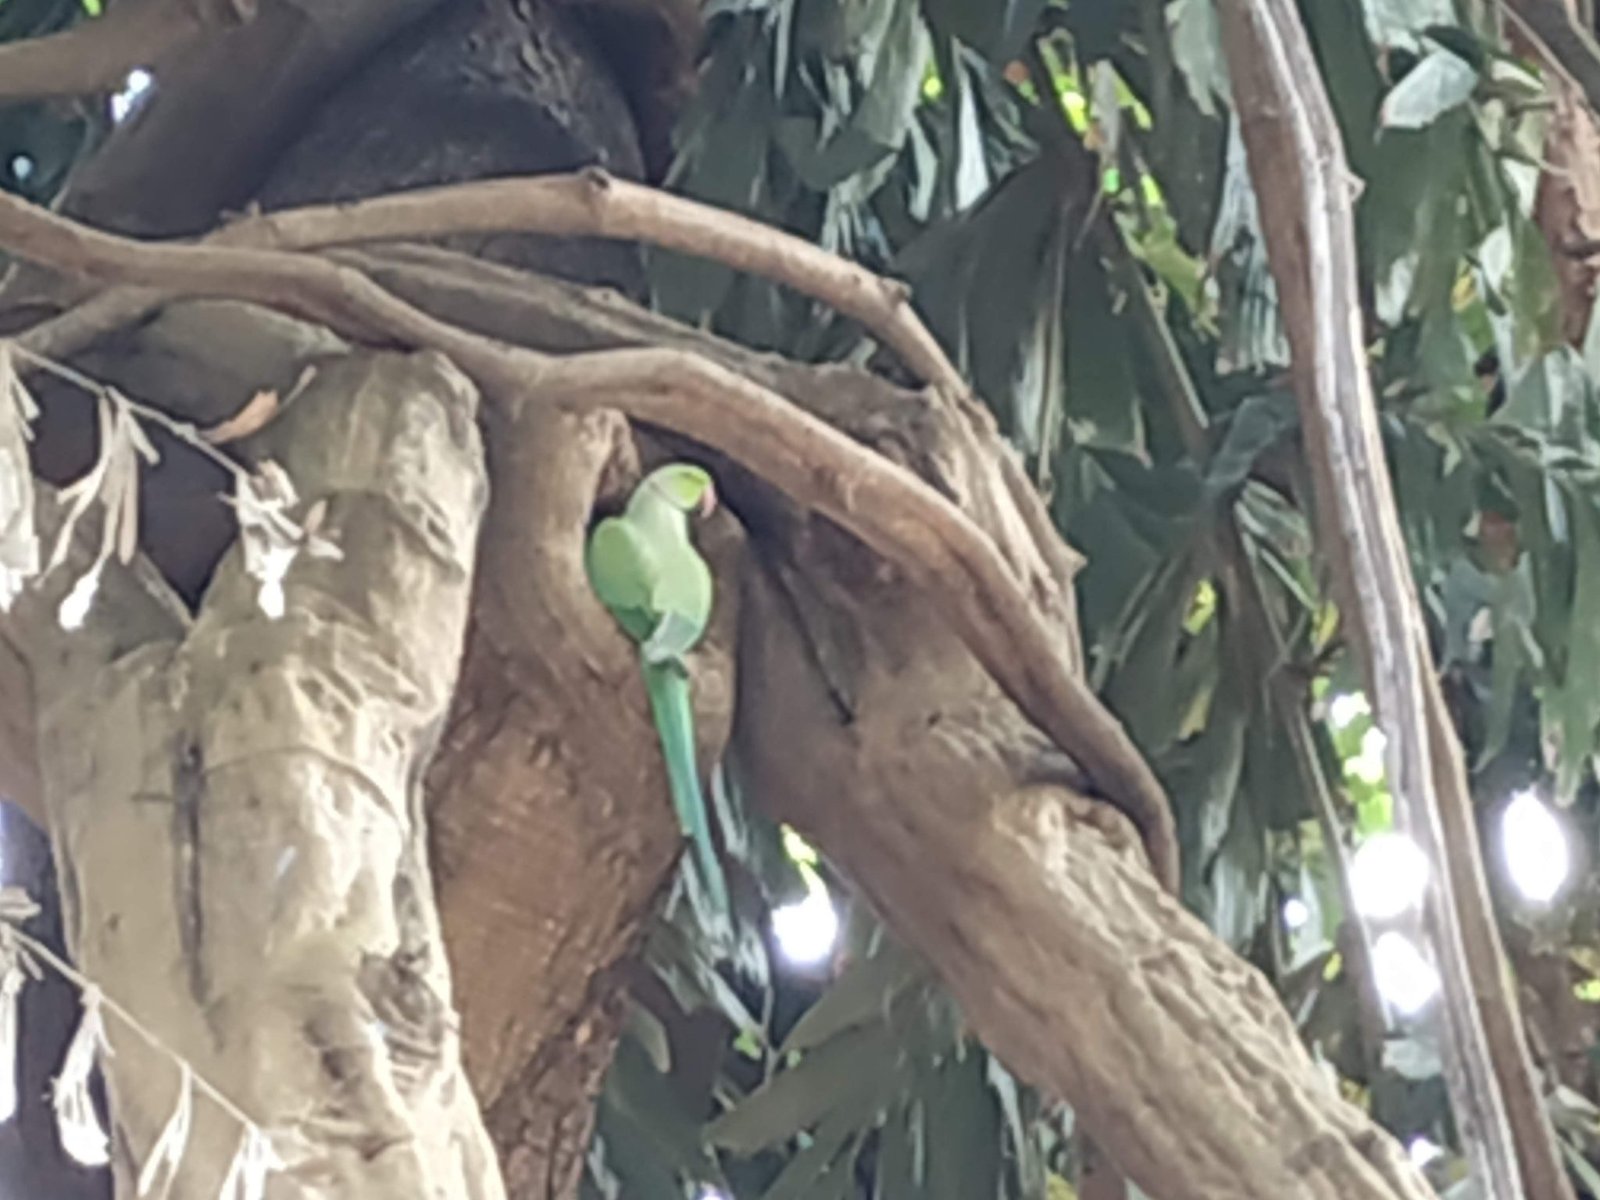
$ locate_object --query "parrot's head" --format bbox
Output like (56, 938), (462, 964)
(644, 462), (717, 518)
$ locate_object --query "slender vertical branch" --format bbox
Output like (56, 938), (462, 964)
(1216, 2), (1571, 1198)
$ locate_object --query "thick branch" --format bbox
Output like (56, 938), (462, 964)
(735, 541), (1435, 1200)
(0, 189), (1179, 889)
(0, 0), (207, 104)
(224, 170), (966, 394)
(1218, 2), (1570, 1198)
(14, 170), (965, 395)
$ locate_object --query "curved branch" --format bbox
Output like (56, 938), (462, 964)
(0, 0), (210, 104)
(0, 189), (1180, 890)
(23, 170), (965, 394)
(1218, 2), (1570, 1198)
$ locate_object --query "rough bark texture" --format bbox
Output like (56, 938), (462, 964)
(725, 380), (1436, 1200)
(248, 252), (1441, 1200)
(4, 5), (703, 1196)
(9, 347), (501, 1199)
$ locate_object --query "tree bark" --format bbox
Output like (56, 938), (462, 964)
(725, 372), (1436, 1200)
(6, 346), (503, 1199)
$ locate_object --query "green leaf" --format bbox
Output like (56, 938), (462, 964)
(1379, 48), (1477, 130)
(602, 1038), (724, 1190)
(986, 1057), (1044, 1197)
(1204, 758), (1268, 949)
(759, 1114), (864, 1200)
(708, 1022), (905, 1154)
(895, 155), (1074, 453)
(1550, 496), (1600, 798)
(919, 0), (1048, 63)
(1203, 393), (1300, 500)
(849, 0), (931, 156)
(1360, 0), (1458, 51)
(922, 1049), (1002, 1200)
(1163, 682), (1249, 881)
(779, 942), (925, 1055)
(874, 1105), (923, 1198)
(1105, 552), (1206, 753)
(1558, 1140), (1600, 1197)
(646, 920), (763, 1038)
(1480, 564), (1539, 767)
(587, 1109), (688, 1200)
(625, 1002), (674, 1074)
(1168, 0), (1230, 117)
(1064, 237), (1145, 454)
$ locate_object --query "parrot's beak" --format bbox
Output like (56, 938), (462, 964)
(699, 483), (718, 517)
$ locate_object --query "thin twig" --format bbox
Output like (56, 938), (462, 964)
(15, 288), (168, 363)
(0, 187), (1180, 890)
(212, 170), (967, 396)
(10, 343), (250, 483)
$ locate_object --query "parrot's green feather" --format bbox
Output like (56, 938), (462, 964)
(585, 518), (658, 642)
(584, 463), (727, 917)
(643, 662), (729, 914)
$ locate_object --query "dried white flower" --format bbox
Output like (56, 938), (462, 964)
(0, 930), (31, 1124)
(136, 1063), (193, 1198)
(58, 562), (104, 632)
(0, 343), (40, 612)
(252, 544), (296, 621)
(0, 887), (40, 924)
(217, 1124), (281, 1200)
(54, 986), (112, 1166)
(228, 462), (341, 620)
(44, 390), (159, 616)
(100, 399), (158, 568)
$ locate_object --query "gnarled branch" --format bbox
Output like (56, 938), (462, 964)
(17, 170), (965, 396)
(223, 170), (966, 395)
(0, 187), (1180, 889)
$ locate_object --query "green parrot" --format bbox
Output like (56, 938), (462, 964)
(585, 462), (729, 914)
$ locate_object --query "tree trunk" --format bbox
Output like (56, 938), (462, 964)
(11, 344), (504, 1200)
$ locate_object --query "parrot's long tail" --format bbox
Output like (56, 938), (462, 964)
(642, 662), (730, 915)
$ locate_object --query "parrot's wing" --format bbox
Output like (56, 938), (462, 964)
(646, 549), (713, 656)
(586, 517), (659, 641)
